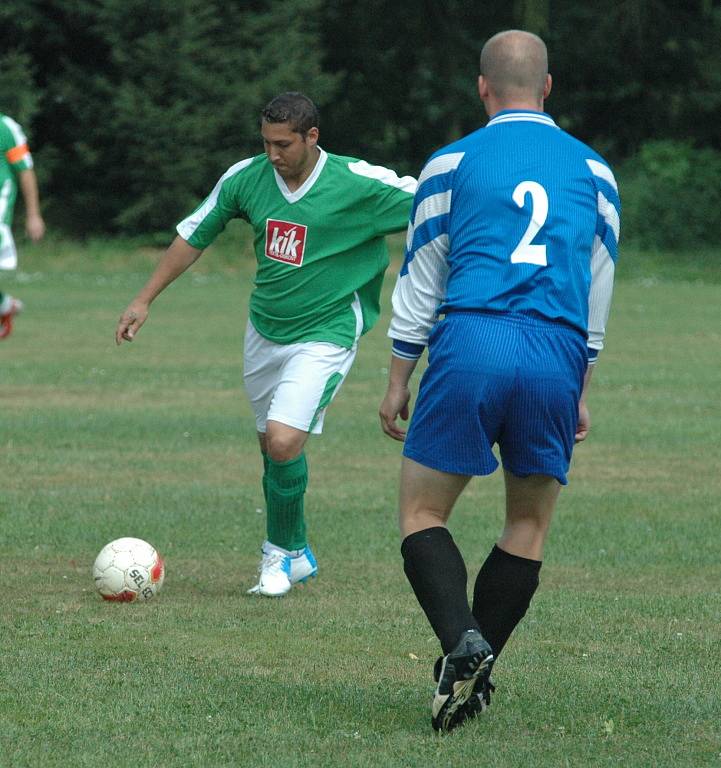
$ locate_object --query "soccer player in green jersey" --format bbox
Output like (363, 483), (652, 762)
(0, 113), (45, 339)
(116, 92), (416, 596)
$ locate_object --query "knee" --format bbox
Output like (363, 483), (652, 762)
(500, 512), (553, 561)
(265, 432), (304, 463)
(504, 512), (552, 538)
(399, 504), (448, 538)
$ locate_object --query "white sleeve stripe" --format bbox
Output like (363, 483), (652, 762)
(405, 221), (414, 252)
(404, 154), (462, 250)
(413, 190), (452, 230)
(587, 237), (615, 351)
(598, 191), (620, 243)
(409, 233), (449, 264)
(177, 157), (254, 239)
(347, 160), (417, 192)
(1, 115), (27, 145)
(0, 180), (12, 219)
(389, 235), (449, 345)
(417, 152), (465, 188)
(392, 348), (423, 360)
(586, 158), (618, 193)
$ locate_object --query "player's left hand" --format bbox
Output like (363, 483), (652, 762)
(379, 385), (411, 441)
(575, 400), (591, 442)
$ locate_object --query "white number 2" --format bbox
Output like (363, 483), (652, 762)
(509, 181), (548, 266)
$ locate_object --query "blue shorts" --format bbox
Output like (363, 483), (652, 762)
(403, 312), (587, 485)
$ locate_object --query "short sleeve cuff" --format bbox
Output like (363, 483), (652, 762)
(391, 339), (425, 360)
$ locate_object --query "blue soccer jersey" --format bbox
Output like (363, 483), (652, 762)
(389, 110), (620, 364)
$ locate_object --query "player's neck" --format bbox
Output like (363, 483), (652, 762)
(486, 98), (545, 117)
(283, 147), (321, 192)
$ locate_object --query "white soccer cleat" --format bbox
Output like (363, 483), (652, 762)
(247, 541), (318, 596)
(290, 544), (318, 584)
(247, 543), (292, 597)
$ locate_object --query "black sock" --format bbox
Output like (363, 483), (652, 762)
(401, 527), (480, 654)
(472, 545), (542, 660)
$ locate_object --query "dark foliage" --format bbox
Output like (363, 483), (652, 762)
(1, 0), (719, 243)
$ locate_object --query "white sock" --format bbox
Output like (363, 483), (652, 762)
(263, 540), (304, 558)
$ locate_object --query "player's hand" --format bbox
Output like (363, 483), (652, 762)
(25, 214), (45, 242)
(116, 301), (149, 345)
(379, 384), (411, 441)
(575, 400), (591, 442)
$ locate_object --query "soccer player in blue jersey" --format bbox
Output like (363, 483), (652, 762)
(379, 30), (620, 732)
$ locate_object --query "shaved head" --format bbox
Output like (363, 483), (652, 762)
(480, 30), (548, 103)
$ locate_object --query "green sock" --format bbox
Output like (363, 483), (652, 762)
(261, 452), (269, 504)
(266, 453), (308, 551)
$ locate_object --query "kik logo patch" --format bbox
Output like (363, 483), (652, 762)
(265, 219), (307, 267)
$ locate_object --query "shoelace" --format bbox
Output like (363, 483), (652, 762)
(258, 549), (287, 574)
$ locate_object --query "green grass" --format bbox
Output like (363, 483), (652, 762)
(1, 236), (720, 766)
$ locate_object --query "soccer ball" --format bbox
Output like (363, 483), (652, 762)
(93, 537), (165, 602)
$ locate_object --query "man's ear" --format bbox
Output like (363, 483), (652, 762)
(478, 75), (490, 100)
(543, 74), (552, 100)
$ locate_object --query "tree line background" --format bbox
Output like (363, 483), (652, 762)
(1, 0), (720, 249)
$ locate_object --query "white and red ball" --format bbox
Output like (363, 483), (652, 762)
(93, 537), (165, 602)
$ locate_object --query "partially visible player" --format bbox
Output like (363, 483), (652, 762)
(379, 30), (620, 731)
(0, 112), (45, 339)
(116, 92), (416, 597)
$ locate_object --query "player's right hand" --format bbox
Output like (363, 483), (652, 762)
(575, 400), (591, 442)
(379, 385), (411, 442)
(116, 301), (149, 345)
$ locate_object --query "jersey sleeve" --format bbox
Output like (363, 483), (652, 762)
(346, 160), (416, 235)
(0, 116), (34, 171)
(585, 158), (621, 364)
(388, 151), (464, 358)
(176, 158), (254, 249)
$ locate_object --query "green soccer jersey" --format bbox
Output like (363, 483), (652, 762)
(0, 114), (34, 228)
(177, 149), (416, 347)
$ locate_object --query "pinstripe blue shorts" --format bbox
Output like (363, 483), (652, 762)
(403, 311), (587, 484)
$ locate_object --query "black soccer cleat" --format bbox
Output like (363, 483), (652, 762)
(432, 653), (496, 729)
(431, 629), (494, 733)
(465, 668), (496, 720)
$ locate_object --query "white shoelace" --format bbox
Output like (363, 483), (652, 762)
(259, 549), (287, 575)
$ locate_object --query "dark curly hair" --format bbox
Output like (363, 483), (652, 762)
(260, 92), (319, 137)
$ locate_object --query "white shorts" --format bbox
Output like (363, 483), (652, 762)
(243, 321), (358, 435)
(0, 227), (17, 270)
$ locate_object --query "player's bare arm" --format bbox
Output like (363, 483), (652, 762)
(18, 169), (45, 241)
(116, 236), (203, 345)
(379, 355), (419, 441)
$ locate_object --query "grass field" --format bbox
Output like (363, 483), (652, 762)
(1, 234), (720, 767)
